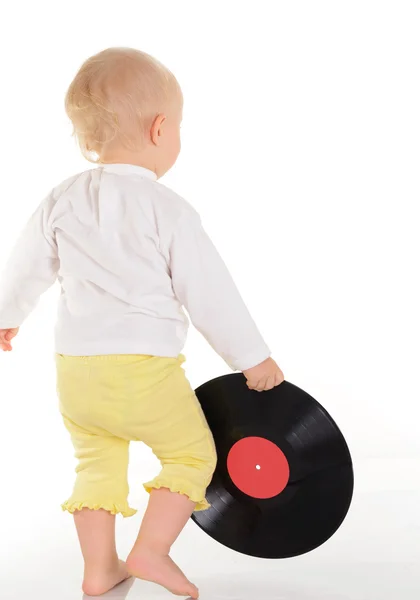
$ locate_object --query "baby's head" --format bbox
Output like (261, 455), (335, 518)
(66, 48), (183, 177)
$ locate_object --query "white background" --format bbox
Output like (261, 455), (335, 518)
(0, 1), (419, 598)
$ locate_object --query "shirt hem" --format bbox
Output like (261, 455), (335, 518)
(54, 340), (181, 358)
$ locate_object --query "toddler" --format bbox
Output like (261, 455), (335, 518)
(0, 48), (284, 598)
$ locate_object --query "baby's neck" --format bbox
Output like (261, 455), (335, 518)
(100, 149), (157, 176)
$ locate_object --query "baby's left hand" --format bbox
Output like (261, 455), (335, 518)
(0, 328), (19, 351)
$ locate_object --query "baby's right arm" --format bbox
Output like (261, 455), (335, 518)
(168, 209), (284, 390)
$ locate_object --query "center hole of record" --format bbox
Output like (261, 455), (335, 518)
(227, 436), (290, 499)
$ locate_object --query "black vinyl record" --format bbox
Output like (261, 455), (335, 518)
(191, 374), (354, 559)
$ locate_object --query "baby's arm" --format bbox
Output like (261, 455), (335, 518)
(169, 209), (284, 390)
(0, 194), (59, 345)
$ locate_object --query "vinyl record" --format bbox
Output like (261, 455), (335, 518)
(191, 374), (353, 559)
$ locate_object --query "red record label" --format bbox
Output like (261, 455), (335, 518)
(227, 436), (290, 499)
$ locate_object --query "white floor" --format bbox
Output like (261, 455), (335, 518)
(1, 459), (419, 600)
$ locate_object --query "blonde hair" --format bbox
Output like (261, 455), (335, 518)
(65, 48), (182, 162)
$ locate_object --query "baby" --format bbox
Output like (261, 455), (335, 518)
(0, 48), (284, 598)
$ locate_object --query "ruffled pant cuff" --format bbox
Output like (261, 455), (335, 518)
(143, 478), (211, 511)
(61, 500), (137, 518)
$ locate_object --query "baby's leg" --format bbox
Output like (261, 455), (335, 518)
(74, 508), (131, 597)
(127, 368), (217, 599)
(61, 418), (136, 596)
(127, 488), (198, 598)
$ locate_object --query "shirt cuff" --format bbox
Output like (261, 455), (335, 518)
(0, 307), (25, 329)
(227, 346), (272, 372)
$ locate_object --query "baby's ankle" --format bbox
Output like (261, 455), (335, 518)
(84, 554), (119, 574)
(129, 540), (170, 558)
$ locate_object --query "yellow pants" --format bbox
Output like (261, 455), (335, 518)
(56, 354), (217, 517)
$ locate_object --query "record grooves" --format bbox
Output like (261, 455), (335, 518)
(191, 374), (354, 559)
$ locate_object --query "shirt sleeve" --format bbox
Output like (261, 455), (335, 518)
(0, 194), (59, 328)
(169, 210), (271, 372)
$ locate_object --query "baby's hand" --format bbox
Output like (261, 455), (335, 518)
(0, 328), (19, 351)
(243, 358), (285, 392)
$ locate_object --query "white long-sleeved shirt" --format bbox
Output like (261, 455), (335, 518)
(0, 164), (271, 371)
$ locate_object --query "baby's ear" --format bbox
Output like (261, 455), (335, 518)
(151, 113), (167, 146)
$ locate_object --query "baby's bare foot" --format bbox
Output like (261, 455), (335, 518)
(126, 548), (199, 598)
(82, 559), (131, 597)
